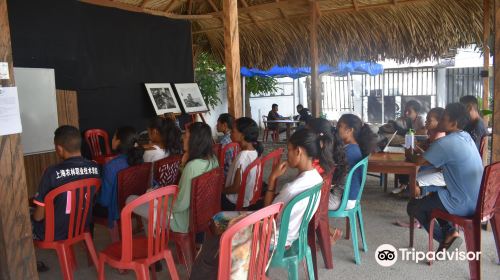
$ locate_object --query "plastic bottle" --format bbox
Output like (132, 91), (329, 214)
(405, 129), (415, 150)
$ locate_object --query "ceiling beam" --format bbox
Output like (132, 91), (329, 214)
(239, 0), (259, 25)
(164, 0), (177, 12)
(193, 0), (431, 34)
(140, 0), (152, 8)
(79, 0), (216, 20)
(207, 0), (219, 11)
(187, 0), (193, 14)
(276, 0), (288, 19)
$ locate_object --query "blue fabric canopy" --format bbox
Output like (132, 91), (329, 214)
(241, 61), (383, 79)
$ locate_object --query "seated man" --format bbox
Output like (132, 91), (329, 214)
(294, 104), (312, 124)
(267, 103), (287, 134)
(459, 95), (487, 151)
(216, 113), (235, 177)
(32, 126), (100, 270)
(407, 103), (483, 252)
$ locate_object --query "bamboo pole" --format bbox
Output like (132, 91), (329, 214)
(223, 0), (242, 118)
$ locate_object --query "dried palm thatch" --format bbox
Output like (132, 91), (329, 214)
(84, 0), (486, 69)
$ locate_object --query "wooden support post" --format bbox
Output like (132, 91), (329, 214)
(223, 0), (242, 118)
(0, 1), (39, 279)
(484, 0), (491, 121)
(310, 0), (321, 117)
(493, 0), (500, 162)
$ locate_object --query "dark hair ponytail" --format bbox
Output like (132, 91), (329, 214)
(148, 117), (182, 155)
(289, 128), (334, 174)
(306, 118), (346, 183)
(115, 126), (144, 166)
(187, 122), (215, 162)
(235, 117), (264, 156)
(338, 114), (377, 158)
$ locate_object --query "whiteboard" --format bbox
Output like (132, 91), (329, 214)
(14, 68), (59, 155)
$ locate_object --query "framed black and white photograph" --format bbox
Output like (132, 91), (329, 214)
(174, 83), (208, 113)
(145, 83), (182, 115)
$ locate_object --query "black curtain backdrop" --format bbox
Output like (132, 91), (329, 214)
(8, 0), (193, 139)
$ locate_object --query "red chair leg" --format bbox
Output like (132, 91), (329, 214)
(69, 246), (77, 272)
(173, 235), (194, 274)
(317, 219), (334, 269)
(463, 223), (481, 280)
(84, 233), (99, 268)
(164, 251), (180, 280)
(345, 217), (351, 240)
(307, 223), (318, 280)
(490, 213), (500, 263)
(56, 245), (73, 280)
(134, 264), (149, 280)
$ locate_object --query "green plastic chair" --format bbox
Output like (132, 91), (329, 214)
(328, 156), (369, 264)
(270, 182), (323, 280)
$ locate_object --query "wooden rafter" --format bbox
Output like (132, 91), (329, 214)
(276, 0), (288, 19)
(187, 0), (193, 14)
(208, 0), (219, 11)
(239, 0), (259, 25)
(79, 0), (215, 19)
(193, 0), (430, 34)
(140, 0), (151, 8)
(164, 0), (177, 12)
(353, 0), (359, 11)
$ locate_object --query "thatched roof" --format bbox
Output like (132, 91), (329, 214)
(82, 0), (486, 69)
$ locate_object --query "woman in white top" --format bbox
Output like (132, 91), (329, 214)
(142, 117), (182, 162)
(264, 128), (335, 246)
(221, 117), (263, 210)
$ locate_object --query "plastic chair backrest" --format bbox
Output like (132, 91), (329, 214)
(153, 155), (182, 187)
(219, 142), (241, 168)
(120, 186), (178, 262)
(43, 178), (101, 242)
(218, 203), (283, 280)
(236, 157), (264, 210)
(475, 162), (500, 221)
(272, 182), (323, 263)
(190, 167), (224, 233)
(334, 157), (369, 212)
(117, 162), (152, 210)
(315, 171), (334, 227)
(261, 148), (284, 172)
(84, 129), (111, 159)
(213, 143), (222, 162)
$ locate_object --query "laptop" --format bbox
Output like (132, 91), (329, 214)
(383, 131), (406, 153)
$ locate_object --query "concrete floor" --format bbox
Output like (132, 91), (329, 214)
(36, 148), (500, 280)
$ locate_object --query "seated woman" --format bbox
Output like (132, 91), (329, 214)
(407, 103), (484, 252)
(143, 117), (182, 163)
(221, 117), (263, 210)
(94, 126), (144, 228)
(190, 128), (332, 280)
(393, 100), (427, 194)
(128, 122), (219, 233)
(329, 114), (377, 211)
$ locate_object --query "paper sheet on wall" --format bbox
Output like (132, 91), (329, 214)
(0, 87), (23, 136)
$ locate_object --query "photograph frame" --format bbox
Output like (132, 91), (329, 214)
(144, 83), (182, 115)
(174, 83), (208, 113)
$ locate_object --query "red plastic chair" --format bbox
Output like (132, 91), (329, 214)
(219, 142), (241, 169)
(236, 157), (264, 210)
(262, 116), (279, 142)
(84, 129), (112, 164)
(153, 155), (182, 187)
(261, 148), (283, 172)
(93, 163), (152, 242)
(218, 203), (283, 280)
(213, 143), (222, 162)
(170, 167), (224, 274)
(428, 162), (500, 280)
(98, 186), (180, 280)
(308, 173), (334, 279)
(34, 178), (101, 280)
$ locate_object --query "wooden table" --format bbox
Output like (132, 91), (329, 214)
(368, 152), (419, 247)
(264, 119), (301, 140)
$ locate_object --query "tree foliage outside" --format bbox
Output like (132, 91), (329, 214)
(194, 52), (225, 109)
(195, 52), (280, 112)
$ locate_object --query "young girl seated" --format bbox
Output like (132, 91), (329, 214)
(221, 117), (263, 210)
(329, 114), (376, 211)
(190, 128), (332, 280)
(94, 126), (144, 228)
(128, 122), (219, 233)
(143, 117), (182, 162)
